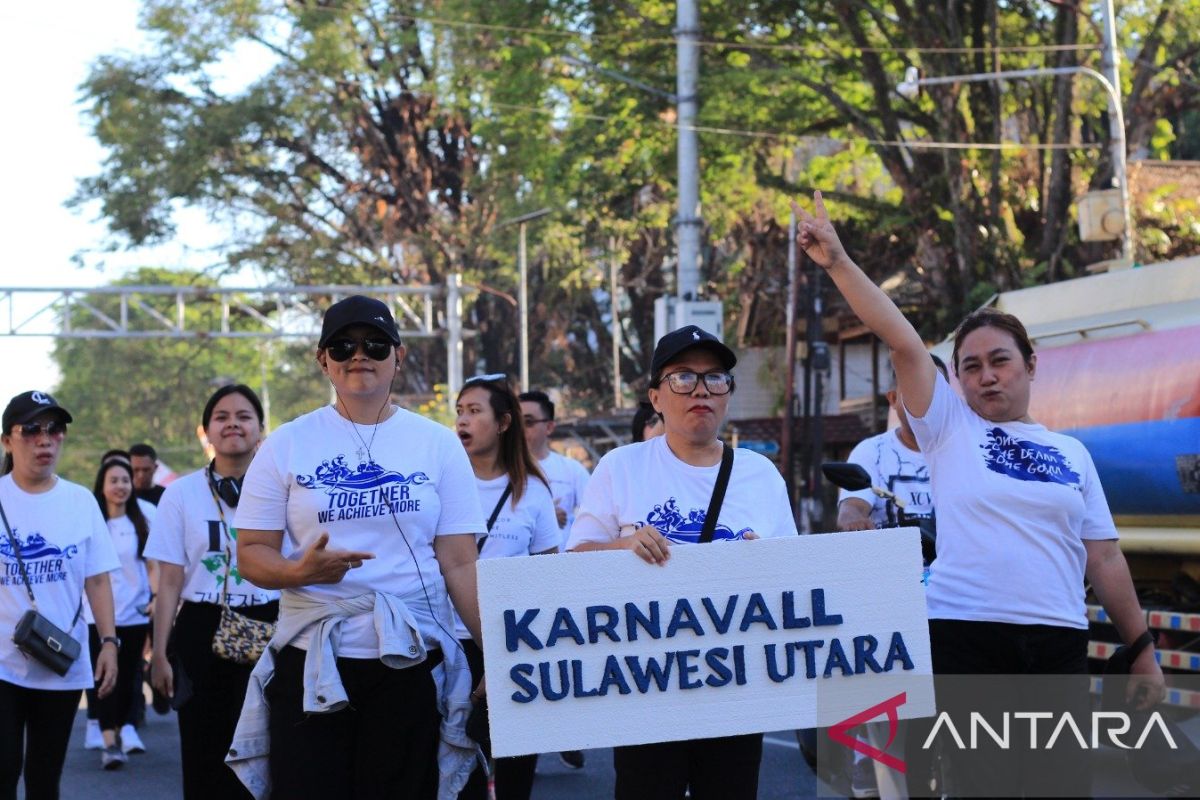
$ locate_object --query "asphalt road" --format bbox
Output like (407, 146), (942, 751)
(52, 702), (814, 800)
(42, 699), (1185, 798)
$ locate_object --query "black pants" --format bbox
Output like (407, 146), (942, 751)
(457, 639), (538, 800)
(929, 618), (1091, 798)
(0, 680), (81, 800)
(86, 623), (148, 732)
(171, 600), (277, 800)
(267, 644), (444, 799)
(612, 733), (763, 800)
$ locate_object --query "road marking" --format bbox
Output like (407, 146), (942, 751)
(763, 735), (801, 751)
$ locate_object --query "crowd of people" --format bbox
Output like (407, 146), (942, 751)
(0, 195), (1168, 799)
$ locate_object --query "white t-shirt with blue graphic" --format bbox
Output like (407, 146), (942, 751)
(452, 474), (559, 639)
(0, 475), (119, 691)
(235, 405), (486, 658)
(908, 375), (1117, 629)
(840, 429), (934, 528)
(144, 470), (280, 608)
(567, 435), (797, 549)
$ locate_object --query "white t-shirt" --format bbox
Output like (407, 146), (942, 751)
(235, 405), (485, 658)
(144, 470), (280, 608)
(840, 429), (934, 528)
(453, 474), (560, 638)
(85, 499), (157, 627)
(538, 450), (591, 548)
(567, 436), (797, 549)
(908, 375), (1118, 629)
(0, 475), (119, 691)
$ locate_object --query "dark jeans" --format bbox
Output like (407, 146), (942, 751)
(0, 680), (81, 800)
(267, 644), (444, 800)
(86, 623), (149, 732)
(929, 618), (1091, 798)
(457, 639), (538, 800)
(612, 733), (763, 800)
(171, 600), (277, 800)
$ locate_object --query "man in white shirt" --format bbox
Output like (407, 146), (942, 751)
(517, 389), (591, 770)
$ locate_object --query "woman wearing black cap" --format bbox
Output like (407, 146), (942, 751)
(0, 391), (120, 798)
(145, 383), (275, 799)
(568, 327), (797, 800)
(229, 295), (486, 799)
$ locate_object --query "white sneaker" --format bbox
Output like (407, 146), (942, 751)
(120, 724), (145, 754)
(84, 719), (104, 750)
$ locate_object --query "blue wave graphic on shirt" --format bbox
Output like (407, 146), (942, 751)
(643, 498), (751, 545)
(980, 427), (1081, 487)
(0, 532), (78, 561)
(296, 455), (430, 493)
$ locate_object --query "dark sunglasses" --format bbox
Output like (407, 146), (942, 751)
(325, 337), (393, 362)
(16, 420), (68, 439)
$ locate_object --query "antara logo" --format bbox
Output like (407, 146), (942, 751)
(828, 692), (907, 773)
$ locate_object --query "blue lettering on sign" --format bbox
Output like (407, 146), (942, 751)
(981, 427), (1081, 487)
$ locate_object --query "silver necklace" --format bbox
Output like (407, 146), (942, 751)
(338, 396), (391, 463)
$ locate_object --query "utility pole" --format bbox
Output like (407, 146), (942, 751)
(610, 237), (623, 410)
(675, 0), (701, 300)
(781, 212), (798, 507)
(518, 221), (530, 392)
(1099, 0), (1133, 263)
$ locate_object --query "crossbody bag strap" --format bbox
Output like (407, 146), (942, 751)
(0, 495), (39, 612)
(477, 483), (514, 554)
(698, 445), (735, 545)
(205, 469), (234, 608)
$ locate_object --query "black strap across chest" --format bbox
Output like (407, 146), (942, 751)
(698, 445), (735, 544)
(477, 482), (514, 553)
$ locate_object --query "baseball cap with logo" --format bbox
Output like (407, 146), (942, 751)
(650, 325), (737, 377)
(3, 391), (74, 432)
(318, 295), (402, 348)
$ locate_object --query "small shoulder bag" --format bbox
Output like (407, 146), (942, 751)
(697, 445), (735, 544)
(1, 497), (82, 676)
(206, 474), (275, 665)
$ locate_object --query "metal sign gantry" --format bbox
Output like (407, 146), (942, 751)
(0, 279), (470, 411)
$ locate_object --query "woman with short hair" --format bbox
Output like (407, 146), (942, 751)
(230, 295), (486, 799)
(0, 391), (119, 799)
(568, 327), (797, 799)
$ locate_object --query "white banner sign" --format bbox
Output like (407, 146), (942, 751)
(477, 530), (934, 757)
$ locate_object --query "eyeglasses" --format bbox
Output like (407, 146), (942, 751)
(16, 421), (68, 439)
(464, 373), (508, 386)
(325, 337), (393, 362)
(522, 416), (551, 426)
(658, 370), (734, 395)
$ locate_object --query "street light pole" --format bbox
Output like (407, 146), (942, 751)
(500, 208), (553, 393)
(899, 65), (1132, 262)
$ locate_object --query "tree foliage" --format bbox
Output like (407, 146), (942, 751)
(71, 0), (1200, 418)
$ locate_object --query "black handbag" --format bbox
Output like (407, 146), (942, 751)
(2, 498), (82, 676)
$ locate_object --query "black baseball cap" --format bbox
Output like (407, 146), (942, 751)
(3, 391), (74, 432)
(318, 295), (402, 348)
(651, 325), (737, 376)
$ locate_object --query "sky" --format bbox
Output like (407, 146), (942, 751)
(0, 2), (246, 405)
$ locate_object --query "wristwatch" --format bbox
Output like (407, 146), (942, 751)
(100, 635), (121, 649)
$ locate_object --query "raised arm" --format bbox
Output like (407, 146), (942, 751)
(793, 192), (936, 417)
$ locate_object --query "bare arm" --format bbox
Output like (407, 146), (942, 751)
(1085, 539), (1164, 709)
(436, 534), (481, 646)
(793, 192), (935, 417)
(237, 529), (375, 590)
(150, 561), (184, 698)
(837, 498), (875, 532)
(84, 572), (118, 698)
